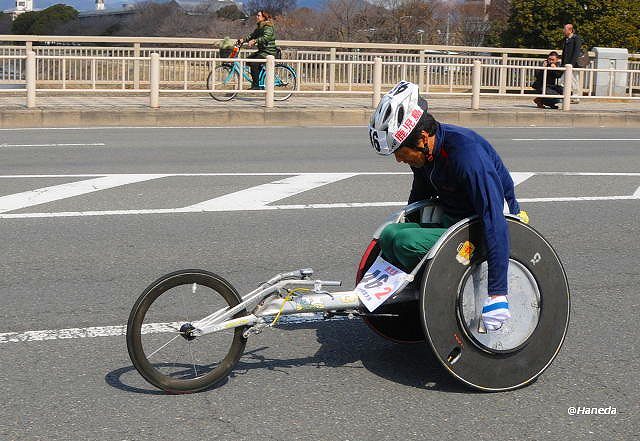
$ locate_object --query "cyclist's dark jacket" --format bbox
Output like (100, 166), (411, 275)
(245, 20), (277, 56)
(408, 123), (520, 296)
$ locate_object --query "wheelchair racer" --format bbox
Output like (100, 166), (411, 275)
(369, 81), (529, 331)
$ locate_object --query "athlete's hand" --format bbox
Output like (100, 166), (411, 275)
(517, 210), (529, 224)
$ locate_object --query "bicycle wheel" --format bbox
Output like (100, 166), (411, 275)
(273, 64), (297, 101)
(126, 269), (247, 393)
(207, 64), (239, 101)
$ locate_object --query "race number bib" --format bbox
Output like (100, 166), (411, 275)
(355, 257), (410, 312)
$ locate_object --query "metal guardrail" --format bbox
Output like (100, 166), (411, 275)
(1, 52), (639, 111)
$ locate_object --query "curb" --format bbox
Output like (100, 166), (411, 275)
(0, 107), (638, 128)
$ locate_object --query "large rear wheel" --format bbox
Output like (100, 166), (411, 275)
(421, 218), (570, 391)
(126, 269), (247, 393)
(273, 64), (297, 101)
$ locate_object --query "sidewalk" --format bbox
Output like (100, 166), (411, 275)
(1, 94), (639, 128)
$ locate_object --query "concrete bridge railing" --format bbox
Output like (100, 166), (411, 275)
(3, 50), (639, 112)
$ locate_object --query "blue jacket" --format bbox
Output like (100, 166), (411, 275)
(408, 123), (520, 295)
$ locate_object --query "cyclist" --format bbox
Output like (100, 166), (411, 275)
(238, 10), (277, 90)
(368, 81), (528, 332)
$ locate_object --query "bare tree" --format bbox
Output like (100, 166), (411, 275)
(323, 0), (363, 41)
(245, 0), (297, 16)
(456, 0), (491, 46)
(369, 0), (437, 44)
(276, 7), (331, 41)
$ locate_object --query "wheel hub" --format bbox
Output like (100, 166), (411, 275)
(457, 259), (541, 353)
(179, 323), (197, 341)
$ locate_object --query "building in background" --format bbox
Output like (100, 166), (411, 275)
(4, 0), (35, 20)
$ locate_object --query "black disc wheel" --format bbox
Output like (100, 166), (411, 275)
(357, 240), (425, 343)
(420, 217), (570, 391)
(273, 64), (296, 101)
(208, 64), (239, 101)
(126, 269), (247, 393)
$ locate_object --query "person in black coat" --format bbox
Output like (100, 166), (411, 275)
(560, 23), (584, 103)
(532, 51), (563, 109)
(560, 24), (583, 67)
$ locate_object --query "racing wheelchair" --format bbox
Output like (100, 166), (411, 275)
(126, 200), (570, 393)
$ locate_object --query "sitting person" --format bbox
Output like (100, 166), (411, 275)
(532, 51), (564, 109)
(369, 81), (528, 332)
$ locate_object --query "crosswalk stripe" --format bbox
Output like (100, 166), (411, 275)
(0, 174), (167, 213)
(183, 173), (357, 211)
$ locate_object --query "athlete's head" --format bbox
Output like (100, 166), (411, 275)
(368, 81), (438, 167)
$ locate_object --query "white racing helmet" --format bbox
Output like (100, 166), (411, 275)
(368, 81), (428, 155)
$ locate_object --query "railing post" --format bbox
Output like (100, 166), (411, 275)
(418, 50), (425, 89)
(329, 47), (336, 91)
(372, 57), (382, 108)
(133, 43), (141, 90)
(26, 40), (32, 54)
(265, 55), (275, 108)
(26, 50), (36, 108)
(563, 64), (572, 111)
(150, 53), (160, 108)
(472, 60), (481, 110)
(499, 53), (508, 94)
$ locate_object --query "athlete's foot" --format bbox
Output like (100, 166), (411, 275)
(482, 295), (511, 331)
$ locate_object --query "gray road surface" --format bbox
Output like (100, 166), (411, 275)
(1, 126), (638, 440)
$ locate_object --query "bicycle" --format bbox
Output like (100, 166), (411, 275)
(207, 44), (297, 102)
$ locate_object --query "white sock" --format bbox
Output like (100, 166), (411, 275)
(482, 295), (511, 331)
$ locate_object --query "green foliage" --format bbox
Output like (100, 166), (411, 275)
(216, 5), (247, 20)
(501, 0), (640, 51)
(11, 11), (38, 34)
(501, 0), (583, 49)
(11, 4), (78, 35)
(578, 0), (640, 52)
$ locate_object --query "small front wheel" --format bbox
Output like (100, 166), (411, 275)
(126, 269), (247, 393)
(207, 64), (239, 101)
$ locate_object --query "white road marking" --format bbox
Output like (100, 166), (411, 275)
(0, 143), (105, 148)
(184, 173), (357, 211)
(519, 195), (639, 202)
(2, 195), (638, 219)
(0, 172), (412, 179)
(0, 174), (167, 213)
(532, 172), (640, 176)
(1, 171), (638, 179)
(0, 126), (367, 131)
(0, 314), (342, 344)
(0, 171), (636, 219)
(510, 172), (535, 186)
(0, 126), (620, 132)
(513, 138), (640, 141)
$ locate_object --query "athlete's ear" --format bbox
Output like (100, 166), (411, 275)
(420, 130), (430, 145)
